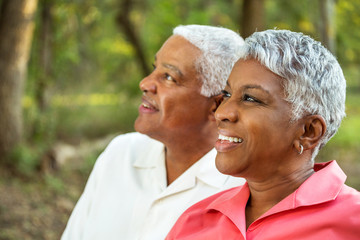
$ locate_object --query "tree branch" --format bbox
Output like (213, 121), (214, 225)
(116, 0), (150, 77)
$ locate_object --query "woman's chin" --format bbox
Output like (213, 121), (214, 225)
(215, 154), (234, 175)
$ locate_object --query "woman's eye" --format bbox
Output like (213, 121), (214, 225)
(243, 94), (258, 103)
(221, 90), (231, 99)
(152, 64), (156, 71)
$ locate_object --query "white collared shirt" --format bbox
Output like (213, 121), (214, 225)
(61, 132), (245, 240)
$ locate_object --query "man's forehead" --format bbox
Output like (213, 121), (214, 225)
(157, 35), (199, 54)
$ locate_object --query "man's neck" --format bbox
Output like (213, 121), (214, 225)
(164, 134), (216, 185)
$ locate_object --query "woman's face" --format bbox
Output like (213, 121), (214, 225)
(215, 59), (299, 180)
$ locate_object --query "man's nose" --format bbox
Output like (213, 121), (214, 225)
(139, 75), (157, 94)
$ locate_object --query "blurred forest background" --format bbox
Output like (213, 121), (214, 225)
(0, 0), (359, 239)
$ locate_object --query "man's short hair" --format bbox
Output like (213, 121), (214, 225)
(173, 25), (245, 97)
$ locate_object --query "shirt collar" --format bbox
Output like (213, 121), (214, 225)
(133, 137), (165, 168)
(206, 160), (347, 232)
(206, 183), (249, 236)
(153, 148), (231, 199)
(195, 148), (231, 189)
(265, 160), (346, 217)
(296, 160), (346, 205)
(134, 141), (230, 189)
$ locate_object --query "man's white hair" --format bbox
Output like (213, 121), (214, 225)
(240, 29), (346, 159)
(173, 25), (245, 97)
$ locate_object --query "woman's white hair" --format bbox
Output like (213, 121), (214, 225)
(173, 25), (245, 97)
(241, 29), (346, 159)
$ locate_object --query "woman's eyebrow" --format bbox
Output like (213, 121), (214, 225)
(226, 82), (271, 96)
(243, 84), (271, 96)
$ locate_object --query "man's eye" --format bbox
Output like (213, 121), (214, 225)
(152, 64), (156, 70)
(221, 90), (231, 99)
(165, 73), (175, 82)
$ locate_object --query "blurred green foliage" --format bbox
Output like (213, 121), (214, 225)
(10, 145), (40, 176)
(1, 1), (359, 238)
(22, 0), (360, 181)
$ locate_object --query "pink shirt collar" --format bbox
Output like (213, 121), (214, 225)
(206, 160), (346, 235)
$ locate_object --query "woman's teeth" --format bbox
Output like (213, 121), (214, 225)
(218, 134), (243, 143)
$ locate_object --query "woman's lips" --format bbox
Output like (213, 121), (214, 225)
(215, 133), (243, 152)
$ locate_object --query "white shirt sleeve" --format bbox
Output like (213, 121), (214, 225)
(61, 144), (110, 239)
(60, 133), (245, 240)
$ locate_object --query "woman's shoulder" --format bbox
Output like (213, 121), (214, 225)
(184, 185), (244, 214)
(338, 184), (360, 205)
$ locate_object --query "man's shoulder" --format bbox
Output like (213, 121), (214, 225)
(96, 132), (163, 166)
(110, 132), (154, 143)
(107, 132), (162, 151)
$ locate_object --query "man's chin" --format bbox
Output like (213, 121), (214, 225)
(134, 117), (154, 135)
(133, 117), (142, 133)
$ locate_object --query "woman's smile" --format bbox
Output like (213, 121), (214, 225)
(215, 133), (243, 152)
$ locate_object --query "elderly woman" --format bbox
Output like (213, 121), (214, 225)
(166, 29), (360, 239)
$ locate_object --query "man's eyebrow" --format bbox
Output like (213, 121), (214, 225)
(153, 55), (183, 77)
(162, 63), (183, 77)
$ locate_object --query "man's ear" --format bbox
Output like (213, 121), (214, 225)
(209, 94), (223, 121)
(297, 115), (327, 151)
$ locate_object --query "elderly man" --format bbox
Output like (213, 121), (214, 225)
(61, 25), (245, 240)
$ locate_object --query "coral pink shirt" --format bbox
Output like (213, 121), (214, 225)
(166, 161), (360, 240)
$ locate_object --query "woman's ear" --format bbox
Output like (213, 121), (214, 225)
(209, 94), (223, 121)
(299, 115), (327, 151)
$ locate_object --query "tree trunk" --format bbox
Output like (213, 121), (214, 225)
(319, 0), (336, 54)
(241, 0), (265, 38)
(36, 0), (53, 112)
(0, 0), (38, 162)
(116, 0), (150, 77)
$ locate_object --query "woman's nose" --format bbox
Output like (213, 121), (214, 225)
(215, 100), (238, 124)
(139, 75), (157, 94)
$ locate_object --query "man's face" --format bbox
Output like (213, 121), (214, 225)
(134, 35), (215, 143)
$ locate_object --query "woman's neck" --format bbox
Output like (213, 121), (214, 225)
(245, 166), (314, 229)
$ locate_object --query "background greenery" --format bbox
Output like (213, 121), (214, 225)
(25, 0), (360, 162)
(0, 0), (359, 239)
